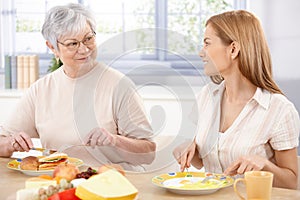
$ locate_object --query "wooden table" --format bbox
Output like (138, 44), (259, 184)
(0, 157), (299, 200)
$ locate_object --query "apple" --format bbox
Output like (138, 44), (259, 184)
(53, 163), (80, 181)
(98, 164), (125, 176)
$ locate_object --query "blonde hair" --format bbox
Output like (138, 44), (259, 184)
(206, 10), (283, 94)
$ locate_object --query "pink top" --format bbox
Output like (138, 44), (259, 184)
(191, 81), (300, 173)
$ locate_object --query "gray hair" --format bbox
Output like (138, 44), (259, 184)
(41, 3), (96, 51)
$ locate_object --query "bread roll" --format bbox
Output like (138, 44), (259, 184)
(20, 156), (39, 170)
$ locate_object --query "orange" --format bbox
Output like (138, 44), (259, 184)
(38, 174), (53, 180)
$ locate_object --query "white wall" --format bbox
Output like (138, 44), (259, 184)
(0, 90), (22, 124)
(248, 0), (300, 80)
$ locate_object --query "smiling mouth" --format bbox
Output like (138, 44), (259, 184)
(77, 57), (89, 61)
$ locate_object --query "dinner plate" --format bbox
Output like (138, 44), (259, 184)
(7, 157), (84, 176)
(152, 172), (234, 195)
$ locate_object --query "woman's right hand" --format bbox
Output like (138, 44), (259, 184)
(10, 132), (33, 152)
(0, 131), (33, 157)
(173, 140), (197, 172)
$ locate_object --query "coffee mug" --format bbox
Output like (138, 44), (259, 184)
(234, 171), (273, 200)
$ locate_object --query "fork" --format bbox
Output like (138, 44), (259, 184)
(185, 167), (192, 178)
(32, 144), (87, 156)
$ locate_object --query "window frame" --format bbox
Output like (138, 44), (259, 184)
(0, 0), (247, 76)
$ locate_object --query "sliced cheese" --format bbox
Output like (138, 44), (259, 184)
(25, 177), (57, 189)
(76, 169), (138, 200)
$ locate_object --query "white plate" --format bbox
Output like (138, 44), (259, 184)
(7, 157), (83, 176)
(152, 172), (234, 195)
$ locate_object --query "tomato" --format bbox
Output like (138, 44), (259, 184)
(48, 188), (80, 200)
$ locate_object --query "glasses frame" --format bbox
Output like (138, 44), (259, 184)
(57, 31), (96, 51)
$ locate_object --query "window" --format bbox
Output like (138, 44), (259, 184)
(0, 0), (246, 75)
(88, 0), (156, 59)
(15, 0), (78, 54)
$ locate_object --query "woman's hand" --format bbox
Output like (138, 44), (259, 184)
(173, 140), (197, 172)
(224, 155), (268, 176)
(10, 132), (33, 152)
(84, 127), (117, 147)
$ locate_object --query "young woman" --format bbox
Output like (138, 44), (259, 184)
(173, 10), (299, 189)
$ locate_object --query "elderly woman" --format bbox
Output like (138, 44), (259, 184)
(0, 3), (155, 171)
(173, 10), (299, 189)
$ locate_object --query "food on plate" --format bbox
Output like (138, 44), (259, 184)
(38, 174), (53, 180)
(48, 188), (80, 200)
(25, 177), (57, 189)
(76, 169), (138, 200)
(53, 162), (80, 181)
(38, 152), (68, 170)
(16, 176), (78, 200)
(164, 177), (227, 189)
(98, 163), (125, 176)
(20, 156), (40, 170)
(76, 167), (97, 179)
(16, 178), (70, 200)
(19, 152), (69, 171)
(16, 188), (40, 200)
(37, 178), (73, 200)
(71, 178), (87, 188)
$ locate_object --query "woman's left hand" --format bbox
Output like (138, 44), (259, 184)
(224, 155), (268, 176)
(83, 127), (117, 147)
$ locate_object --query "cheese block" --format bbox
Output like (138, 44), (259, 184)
(16, 188), (39, 200)
(76, 169), (138, 200)
(25, 177), (57, 189)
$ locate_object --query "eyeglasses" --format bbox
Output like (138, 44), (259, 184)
(57, 32), (96, 51)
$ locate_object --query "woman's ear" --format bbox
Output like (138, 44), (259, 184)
(230, 41), (240, 59)
(46, 41), (58, 55)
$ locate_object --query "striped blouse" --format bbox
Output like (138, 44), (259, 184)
(191, 81), (300, 173)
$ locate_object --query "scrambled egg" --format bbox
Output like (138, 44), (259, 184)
(164, 177), (226, 190)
